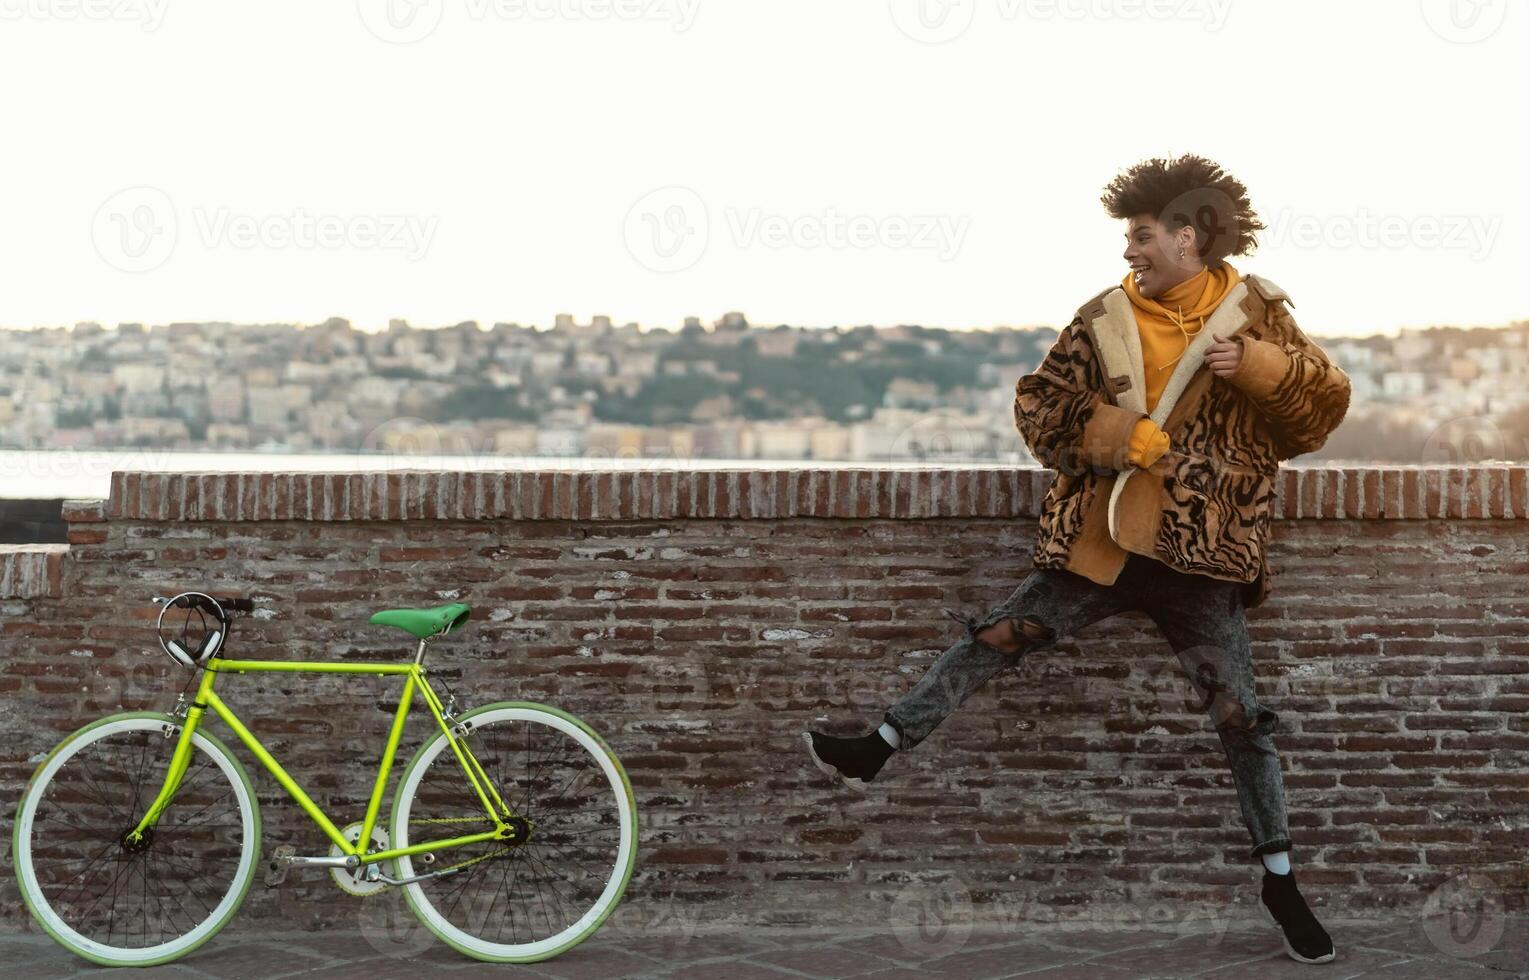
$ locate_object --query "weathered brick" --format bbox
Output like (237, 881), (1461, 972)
(3, 464), (1526, 932)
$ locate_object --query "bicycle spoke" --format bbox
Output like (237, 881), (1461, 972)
(528, 838), (610, 891)
(520, 846), (574, 935)
(155, 785), (236, 840)
(129, 734), (152, 821)
(462, 857), (512, 942)
(38, 800), (120, 838)
(537, 763), (593, 815)
(21, 720), (252, 959)
(74, 755), (128, 824)
(51, 839), (121, 908)
(501, 847), (524, 945)
(399, 707), (632, 959)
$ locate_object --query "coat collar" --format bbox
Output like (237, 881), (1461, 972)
(1080, 274), (1281, 544)
(1079, 276), (1275, 426)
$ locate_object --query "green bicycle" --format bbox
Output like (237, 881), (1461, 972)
(12, 592), (639, 967)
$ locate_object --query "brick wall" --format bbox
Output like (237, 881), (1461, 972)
(3, 466), (1527, 932)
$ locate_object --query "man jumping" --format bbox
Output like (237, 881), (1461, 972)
(804, 154), (1351, 965)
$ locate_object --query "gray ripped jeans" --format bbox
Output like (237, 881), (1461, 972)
(883, 551), (1292, 858)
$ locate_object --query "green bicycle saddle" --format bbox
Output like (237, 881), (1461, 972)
(368, 602), (471, 639)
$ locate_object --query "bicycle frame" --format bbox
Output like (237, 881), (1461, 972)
(126, 642), (517, 868)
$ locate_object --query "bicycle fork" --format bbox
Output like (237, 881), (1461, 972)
(126, 668), (218, 844)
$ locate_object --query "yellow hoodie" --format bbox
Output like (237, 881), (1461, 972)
(1120, 261), (1242, 466)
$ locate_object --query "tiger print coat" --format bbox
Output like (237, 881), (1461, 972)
(1013, 274), (1351, 609)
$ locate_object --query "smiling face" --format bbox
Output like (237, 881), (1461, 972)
(1122, 214), (1204, 298)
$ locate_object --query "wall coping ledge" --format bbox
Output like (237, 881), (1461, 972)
(0, 544), (67, 599)
(81, 465), (1529, 523)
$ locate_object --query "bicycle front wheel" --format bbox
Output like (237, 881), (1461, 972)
(391, 702), (638, 963)
(12, 712), (261, 967)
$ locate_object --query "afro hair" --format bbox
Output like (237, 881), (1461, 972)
(1101, 154), (1266, 268)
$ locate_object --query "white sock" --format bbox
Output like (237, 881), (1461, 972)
(1261, 851), (1292, 875)
(877, 722), (901, 750)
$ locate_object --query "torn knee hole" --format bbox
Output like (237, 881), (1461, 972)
(1214, 704), (1280, 755)
(975, 619), (1020, 654)
(976, 616), (1053, 655)
(1020, 616), (1055, 643)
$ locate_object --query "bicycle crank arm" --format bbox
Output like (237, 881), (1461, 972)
(272, 849), (455, 887)
(285, 854), (360, 869)
(366, 866), (464, 887)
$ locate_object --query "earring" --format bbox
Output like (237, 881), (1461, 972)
(1177, 247), (1185, 259)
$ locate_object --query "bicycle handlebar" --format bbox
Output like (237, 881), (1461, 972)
(152, 594), (254, 614)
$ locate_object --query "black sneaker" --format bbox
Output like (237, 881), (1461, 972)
(802, 729), (894, 788)
(1261, 869), (1335, 964)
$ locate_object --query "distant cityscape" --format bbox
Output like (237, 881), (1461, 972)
(5, 312), (1529, 465)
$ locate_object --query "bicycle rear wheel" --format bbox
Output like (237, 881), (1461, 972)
(12, 712), (261, 967)
(391, 702), (638, 962)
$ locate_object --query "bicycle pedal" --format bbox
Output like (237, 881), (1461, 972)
(265, 845), (296, 887)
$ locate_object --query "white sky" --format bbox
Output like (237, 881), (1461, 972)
(0, 0), (1522, 338)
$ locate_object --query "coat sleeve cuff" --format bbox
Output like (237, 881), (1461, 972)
(1226, 336), (1290, 401)
(1080, 400), (1148, 470)
(1127, 418), (1171, 468)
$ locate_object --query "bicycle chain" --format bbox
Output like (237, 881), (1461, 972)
(405, 817), (517, 874)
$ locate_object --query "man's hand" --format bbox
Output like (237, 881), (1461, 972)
(1206, 333), (1245, 379)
